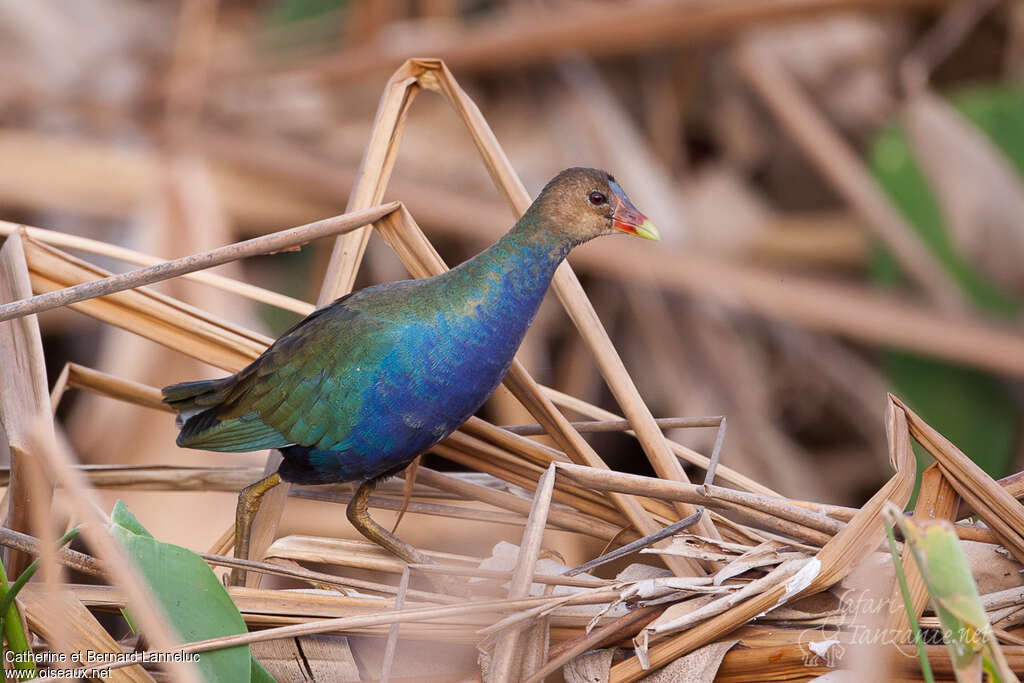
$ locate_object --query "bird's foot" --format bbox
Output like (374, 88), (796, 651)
(231, 472), (282, 586)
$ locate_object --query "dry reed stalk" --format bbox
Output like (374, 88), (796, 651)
(731, 40), (962, 311)
(24, 425), (203, 683)
(411, 564), (608, 591)
(380, 567), (410, 683)
(488, 464), (557, 681)
(432, 442), (668, 527)
(70, 589), (626, 679)
(893, 395), (1024, 565)
(0, 204), (397, 323)
(502, 417), (723, 435)
(23, 236), (267, 371)
(478, 583), (621, 639)
(18, 587), (155, 683)
(554, 463), (841, 542)
(23, 432), (68, 661)
(462, 416), (568, 467)
(0, 464), (260, 492)
(523, 606), (664, 683)
(412, 467), (624, 541)
(0, 526), (103, 577)
(205, 556), (456, 604)
(437, 429), (635, 517)
(264, 536), (479, 575)
(542, 387), (778, 497)
(608, 396), (918, 680)
(51, 362), (172, 414)
(3, 520), (455, 604)
(884, 463), (959, 639)
(292, 489), (539, 529)
(0, 232), (54, 576)
(0, 222), (314, 316)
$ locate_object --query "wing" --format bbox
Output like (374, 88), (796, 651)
(171, 292), (397, 452)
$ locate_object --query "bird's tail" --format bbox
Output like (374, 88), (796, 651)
(162, 377), (234, 428)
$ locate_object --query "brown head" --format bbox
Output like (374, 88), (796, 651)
(524, 167), (660, 244)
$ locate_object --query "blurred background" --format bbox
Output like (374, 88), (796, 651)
(2, 0), (1024, 561)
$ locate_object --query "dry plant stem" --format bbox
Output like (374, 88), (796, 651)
(71, 589), (624, 679)
(0, 526), (104, 577)
(380, 567), (409, 683)
(0, 203), (398, 324)
(501, 416), (722, 436)
(542, 386), (776, 497)
(731, 42), (963, 311)
(408, 564), (607, 589)
(528, 610), (663, 683)
(477, 583), (616, 638)
(24, 237), (270, 370)
(51, 362), (173, 414)
(566, 507), (705, 577)
(554, 463), (842, 539)
(0, 465), (262, 492)
(609, 397), (918, 680)
(439, 429), (640, 517)
(411, 467), (623, 541)
(207, 555), (455, 603)
(0, 232), (54, 577)
(295, 490), (540, 528)
(25, 443), (70, 661)
(489, 464), (556, 682)
(25, 425), (203, 683)
(462, 415), (568, 468)
(0, 220), (314, 315)
(892, 395), (1024, 565)
(432, 443), (641, 527)
(318, 67), (421, 303)
(523, 606), (664, 683)
(0, 522), (456, 603)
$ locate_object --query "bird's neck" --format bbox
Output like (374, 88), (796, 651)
(457, 214), (573, 290)
(440, 215), (574, 327)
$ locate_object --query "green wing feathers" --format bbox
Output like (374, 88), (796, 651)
(162, 295), (383, 453)
(162, 371), (290, 452)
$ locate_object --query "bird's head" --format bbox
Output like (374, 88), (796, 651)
(529, 167), (660, 244)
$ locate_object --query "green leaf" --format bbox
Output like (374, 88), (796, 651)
(886, 506), (1016, 682)
(250, 656), (276, 683)
(109, 501), (271, 682)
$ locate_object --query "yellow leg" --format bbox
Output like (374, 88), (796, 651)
(231, 472), (282, 586)
(347, 478), (464, 595)
(346, 478), (433, 566)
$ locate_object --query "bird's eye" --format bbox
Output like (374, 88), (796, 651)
(588, 191), (607, 205)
